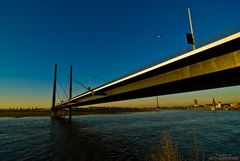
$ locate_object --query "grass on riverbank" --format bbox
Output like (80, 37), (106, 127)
(146, 131), (205, 161)
(146, 131), (182, 161)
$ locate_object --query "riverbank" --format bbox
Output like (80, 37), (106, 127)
(0, 107), (155, 117)
(0, 111), (51, 117)
(1, 106), (239, 118)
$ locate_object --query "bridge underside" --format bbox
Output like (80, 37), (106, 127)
(58, 49), (240, 108)
(70, 67), (240, 107)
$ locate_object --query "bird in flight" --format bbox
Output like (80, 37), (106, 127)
(156, 35), (162, 39)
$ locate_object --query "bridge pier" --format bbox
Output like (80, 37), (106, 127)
(51, 109), (66, 119)
(61, 109), (65, 118)
(69, 107), (72, 121)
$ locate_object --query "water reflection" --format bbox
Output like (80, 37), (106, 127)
(49, 118), (140, 161)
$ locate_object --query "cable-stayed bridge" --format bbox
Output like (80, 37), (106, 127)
(52, 28), (240, 119)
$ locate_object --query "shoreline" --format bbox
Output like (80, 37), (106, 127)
(0, 108), (152, 118)
(0, 107), (239, 118)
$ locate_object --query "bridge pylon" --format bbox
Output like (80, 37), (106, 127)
(51, 63), (57, 117)
(68, 65), (73, 121)
(51, 64), (73, 121)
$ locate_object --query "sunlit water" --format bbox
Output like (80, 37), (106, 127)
(0, 110), (240, 161)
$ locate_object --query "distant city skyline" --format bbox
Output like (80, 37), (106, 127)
(0, 0), (239, 108)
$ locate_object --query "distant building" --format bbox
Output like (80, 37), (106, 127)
(230, 102), (239, 108)
(222, 103), (230, 109)
(216, 101), (222, 109)
(209, 97), (217, 110)
(193, 99), (198, 107)
(212, 97), (216, 107)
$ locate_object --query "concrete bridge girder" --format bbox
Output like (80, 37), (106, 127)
(104, 50), (240, 96)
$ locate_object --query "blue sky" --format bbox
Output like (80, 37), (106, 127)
(0, 0), (239, 108)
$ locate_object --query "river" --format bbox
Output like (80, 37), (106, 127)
(0, 110), (239, 161)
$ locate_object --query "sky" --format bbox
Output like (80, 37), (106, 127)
(0, 0), (239, 108)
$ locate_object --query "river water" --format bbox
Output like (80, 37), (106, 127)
(0, 110), (239, 161)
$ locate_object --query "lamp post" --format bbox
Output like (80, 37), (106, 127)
(186, 8), (196, 50)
